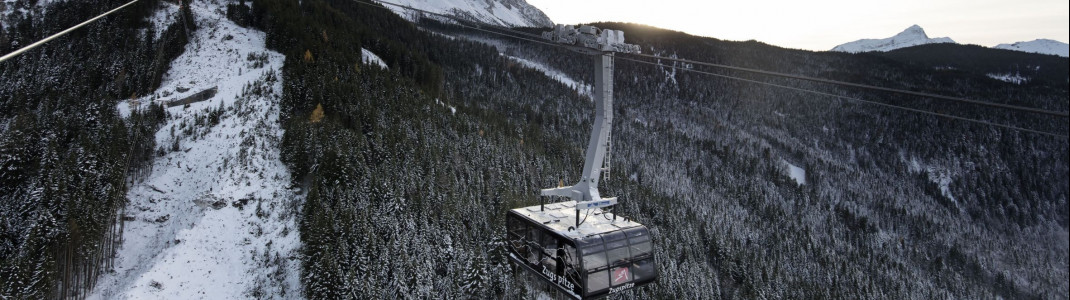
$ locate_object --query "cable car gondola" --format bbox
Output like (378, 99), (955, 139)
(506, 25), (655, 299)
(507, 202), (656, 298)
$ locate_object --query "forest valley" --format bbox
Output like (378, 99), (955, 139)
(1, 0), (1067, 299)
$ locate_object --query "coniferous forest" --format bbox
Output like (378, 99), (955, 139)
(1, 0), (182, 297)
(2, 0), (1067, 299)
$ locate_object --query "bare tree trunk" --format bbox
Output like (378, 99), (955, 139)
(63, 242), (71, 300)
(78, 256), (83, 300)
(119, 207), (126, 252)
(108, 214), (116, 271)
(92, 244), (100, 297)
(55, 243), (64, 300)
(79, 259), (85, 300)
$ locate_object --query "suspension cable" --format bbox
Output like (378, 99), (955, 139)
(625, 52), (1068, 118)
(617, 55), (1068, 139)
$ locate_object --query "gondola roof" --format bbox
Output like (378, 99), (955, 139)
(509, 201), (643, 241)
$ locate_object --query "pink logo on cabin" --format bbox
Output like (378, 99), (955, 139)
(612, 267), (631, 285)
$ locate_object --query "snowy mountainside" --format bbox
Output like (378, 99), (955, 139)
(994, 39), (1069, 57)
(832, 25), (955, 53)
(383, 0), (553, 27)
(362, 48), (388, 68)
(453, 21), (1068, 298)
(876, 42), (1069, 85)
(505, 55), (591, 99)
(986, 72), (1030, 85)
(89, 1), (301, 299)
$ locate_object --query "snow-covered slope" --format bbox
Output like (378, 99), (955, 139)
(505, 55), (591, 99)
(382, 0), (553, 27)
(89, 1), (302, 299)
(994, 39), (1069, 57)
(986, 72), (1029, 84)
(362, 48), (388, 69)
(832, 25), (955, 53)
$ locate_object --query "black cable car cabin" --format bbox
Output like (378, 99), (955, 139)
(506, 201), (657, 299)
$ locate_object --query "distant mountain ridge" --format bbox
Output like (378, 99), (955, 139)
(832, 25), (955, 53)
(994, 39), (1069, 57)
(383, 0), (553, 28)
(832, 25), (1069, 57)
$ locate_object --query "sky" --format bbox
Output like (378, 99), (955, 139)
(525, 0), (1070, 51)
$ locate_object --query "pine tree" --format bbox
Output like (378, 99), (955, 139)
(460, 252), (487, 297)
